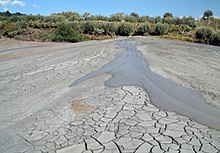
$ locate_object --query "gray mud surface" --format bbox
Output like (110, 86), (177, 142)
(70, 40), (220, 130)
(0, 37), (220, 153)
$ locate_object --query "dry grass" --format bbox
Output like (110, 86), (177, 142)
(160, 35), (194, 43)
(71, 99), (95, 114)
(84, 34), (116, 40)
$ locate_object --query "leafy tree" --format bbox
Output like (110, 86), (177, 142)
(130, 12), (139, 18)
(110, 13), (125, 22)
(61, 12), (80, 20)
(138, 16), (149, 22)
(0, 10), (219, 46)
(47, 14), (66, 23)
(181, 16), (196, 27)
(14, 12), (23, 16)
(89, 15), (109, 21)
(83, 12), (91, 20)
(125, 15), (136, 23)
(163, 12), (173, 18)
(163, 17), (174, 24)
(155, 16), (162, 23)
(5, 11), (12, 17)
(203, 10), (213, 20)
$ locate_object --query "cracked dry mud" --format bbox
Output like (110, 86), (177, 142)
(0, 37), (220, 153)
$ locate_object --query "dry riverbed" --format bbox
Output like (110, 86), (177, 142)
(0, 37), (220, 153)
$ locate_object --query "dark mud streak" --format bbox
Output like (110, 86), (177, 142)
(70, 39), (220, 130)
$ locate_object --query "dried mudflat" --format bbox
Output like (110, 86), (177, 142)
(0, 37), (220, 153)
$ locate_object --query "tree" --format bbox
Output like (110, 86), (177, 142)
(163, 17), (174, 24)
(5, 10), (12, 17)
(181, 16), (196, 27)
(130, 12), (139, 18)
(163, 12), (173, 18)
(83, 12), (91, 20)
(155, 16), (162, 23)
(203, 10), (213, 20)
(110, 13), (125, 22)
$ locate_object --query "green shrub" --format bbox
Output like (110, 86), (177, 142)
(210, 31), (220, 46)
(103, 22), (118, 36)
(93, 28), (104, 36)
(81, 21), (94, 34)
(2, 22), (24, 38)
(3, 22), (16, 35)
(39, 31), (52, 41)
(7, 28), (23, 38)
(117, 22), (133, 36)
(195, 27), (213, 44)
(52, 23), (85, 42)
(135, 23), (151, 35)
(151, 23), (168, 35)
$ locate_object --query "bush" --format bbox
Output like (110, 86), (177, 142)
(3, 22), (16, 35)
(135, 23), (151, 35)
(2, 22), (24, 38)
(7, 28), (23, 38)
(151, 23), (168, 35)
(167, 25), (182, 35)
(195, 27), (213, 44)
(52, 23), (85, 42)
(103, 22), (118, 36)
(93, 28), (104, 36)
(81, 21), (94, 34)
(39, 31), (52, 41)
(210, 31), (220, 46)
(117, 22), (133, 36)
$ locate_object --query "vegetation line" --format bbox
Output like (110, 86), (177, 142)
(0, 10), (219, 46)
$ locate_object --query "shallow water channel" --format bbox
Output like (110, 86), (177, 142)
(70, 40), (220, 130)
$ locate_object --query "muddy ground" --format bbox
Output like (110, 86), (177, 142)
(0, 37), (219, 153)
